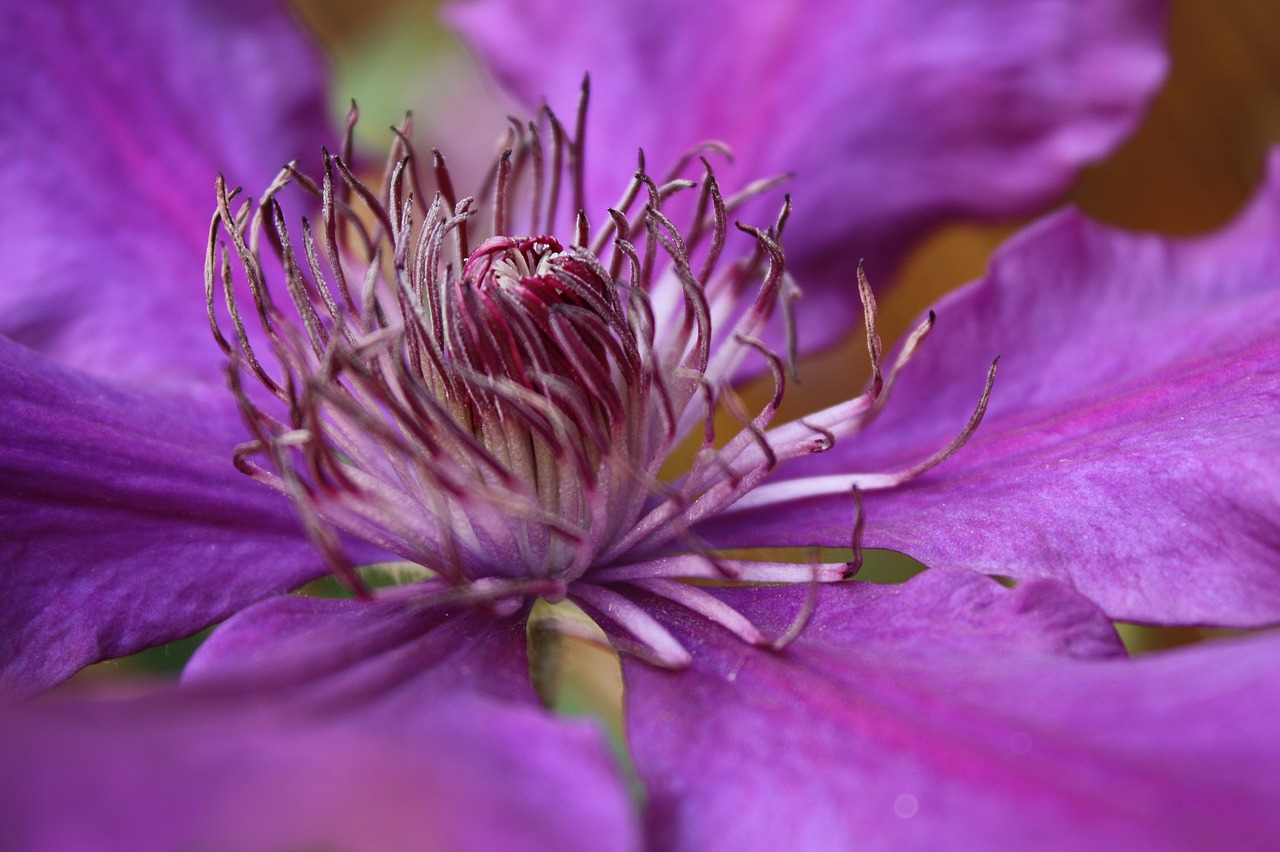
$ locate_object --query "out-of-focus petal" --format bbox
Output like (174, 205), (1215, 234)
(701, 149), (1280, 628)
(1, 603), (637, 852)
(620, 572), (1280, 851)
(0, 338), (323, 697)
(0, 0), (329, 386)
(185, 589), (536, 708)
(450, 0), (1167, 344)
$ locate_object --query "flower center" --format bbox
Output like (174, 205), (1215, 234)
(206, 91), (995, 658)
(448, 234), (626, 460)
(206, 94), (801, 594)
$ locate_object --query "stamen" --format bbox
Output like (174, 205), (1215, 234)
(857, 262), (885, 397)
(210, 86), (998, 664)
(695, 159), (729, 283)
(572, 583), (692, 669)
(841, 356), (999, 490)
(623, 578), (767, 646)
(588, 556), (848, 584)
(847, 486), (866, 579)
(724, 357), (1000, 512)
(493, 148), (512, 237)
(571, 73), (589, 218)
(769, 568), (820, 650)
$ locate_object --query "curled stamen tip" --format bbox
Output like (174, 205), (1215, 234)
(707, 142), (735, 164)
(799, 419), (836, 453)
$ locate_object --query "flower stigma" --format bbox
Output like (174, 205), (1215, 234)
(206, 83), (996, 666)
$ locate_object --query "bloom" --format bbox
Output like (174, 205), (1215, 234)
(0, 0), (1170, 692)
(203, 86), (999, 665)
(4, 0), (1280, 849)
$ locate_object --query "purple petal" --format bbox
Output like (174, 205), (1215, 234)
(185, 589), (537, 709)
(620, 572), (1280, 851)
(0, 0), (329, 386)
(701, 149), (1280, 628)
(0, 338), (323, 697)
(1, 605), (636, 852)
(450, 0), (1167, 344)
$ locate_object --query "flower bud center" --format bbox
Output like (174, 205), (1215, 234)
(451, 235), (613, 389)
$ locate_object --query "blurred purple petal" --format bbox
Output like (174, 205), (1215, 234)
(1, 603), (637, 852)
(0, 0), (329, 386)
(0, 338), (323, 697)
(621, 571), (1280, 850)
(702, 149), (1280, 627)
(451, 0), (1167, 344)
(185, 589), (539, 709)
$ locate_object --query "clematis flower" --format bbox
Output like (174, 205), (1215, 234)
(0, 0), (1172, 696)
(4, 0), (1280, 850)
